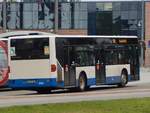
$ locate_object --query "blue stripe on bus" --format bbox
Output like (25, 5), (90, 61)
(87, 76), (121, 86)
(105, 76), (121, 85)
(87, 78), (96, 86)
(8, 78), (58, 88)
(8, 74), (133, 89)
(87, 75), (133, 86)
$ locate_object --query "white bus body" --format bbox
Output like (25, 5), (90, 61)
(8, 35), (140, 91)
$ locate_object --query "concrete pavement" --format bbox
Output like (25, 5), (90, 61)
(138, 67), (150, 83)
(128, 67), (150, 86)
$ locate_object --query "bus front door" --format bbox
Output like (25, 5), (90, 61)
(64, 47), (76, 87)
(95, 49), (105, 85)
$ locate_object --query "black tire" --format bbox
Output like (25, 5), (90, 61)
(79, 75), (87, 91)
(118, 71), (128, 87)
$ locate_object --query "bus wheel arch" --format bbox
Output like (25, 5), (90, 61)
(78, 71), (88, 91)
(118, 68), (128, 87)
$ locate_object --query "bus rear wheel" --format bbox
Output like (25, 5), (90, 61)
(79, 75), (87, 91)
(118, 71), (128, 87)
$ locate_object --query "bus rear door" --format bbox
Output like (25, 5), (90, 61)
(64, 46), (76, 87)
(95, 48), (105, 85)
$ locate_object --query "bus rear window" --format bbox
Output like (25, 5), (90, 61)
(11, 38), (49, 60)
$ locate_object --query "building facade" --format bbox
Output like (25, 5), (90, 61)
(0, 0), (150, 66)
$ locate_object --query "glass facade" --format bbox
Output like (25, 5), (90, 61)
(22, 3), (54, 29)
(59, 2), (88, 29)
(0, 4), (3, 29)
(59, 3), (72, 29)
(0, 1), (143, 37)
(5, 3), (21, 29)
(0, 1), (54, 30)
(0, 2), (88, 30)
(88, 2), (142, 37)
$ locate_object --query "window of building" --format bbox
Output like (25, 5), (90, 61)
(59, 2), (87, 29)
(23, 2), (54, 29)
(6, 3), (20, 29)
(96, 11), (112, 35)
(74, 3), (87, 29)
(104, 3), (112, 11)
(96, 3), (104, 11)
(0, 3), (3, 29)
(121, 2), (129, 11)
(113, 2), (121, 11)
(90, 2), (142, 37)
(60, 3), (72, 29)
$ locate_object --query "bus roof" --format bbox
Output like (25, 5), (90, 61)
(0, 31), (54, 38)
(56, 35), (138, 39)
(9, 34), (138, 39)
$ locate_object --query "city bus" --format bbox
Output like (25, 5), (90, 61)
(8, 35), (140, 93)
(0, 38), (9, 87)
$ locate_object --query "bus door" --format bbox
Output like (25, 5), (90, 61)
(95, 48), (105, 85)
(130, 45), (140, 80)
(64, 46), (76, 87)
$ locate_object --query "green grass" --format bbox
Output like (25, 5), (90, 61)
(0, 98), (150, 113)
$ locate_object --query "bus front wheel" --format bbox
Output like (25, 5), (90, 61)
(118, 71), (128, 87)
(79, 75), (87, 91)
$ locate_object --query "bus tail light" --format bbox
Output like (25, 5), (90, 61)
(51, 64), (56, 72)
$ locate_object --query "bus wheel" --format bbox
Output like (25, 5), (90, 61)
(118, 71), (128, 87)
(79, 75), (87, 91)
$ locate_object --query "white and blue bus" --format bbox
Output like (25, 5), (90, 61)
(8, 35), (140, 93)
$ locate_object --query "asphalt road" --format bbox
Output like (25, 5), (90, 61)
(0, 69), (149, 107)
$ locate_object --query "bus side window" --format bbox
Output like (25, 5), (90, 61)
(118, 50), (130, 64)
(74, 46), (95, 66)
(105, 50), (118, 65)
